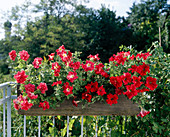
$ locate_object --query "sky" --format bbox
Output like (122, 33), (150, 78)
(0, 0), (142, 39)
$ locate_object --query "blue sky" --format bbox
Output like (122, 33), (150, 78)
(0, 0), (145, 39)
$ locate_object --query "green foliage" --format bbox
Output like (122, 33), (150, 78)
(122, 42), (170, 136)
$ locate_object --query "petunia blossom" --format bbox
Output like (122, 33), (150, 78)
(32, 57), (43, 68)
(19, 50), (30, 61)
(9, 50), (17, 61)
(14, 70), (28, 84)
(37, 83), (48, 94)
(145, 76), (158, 91)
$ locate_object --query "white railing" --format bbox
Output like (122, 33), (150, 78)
(0, 82), (108, 137)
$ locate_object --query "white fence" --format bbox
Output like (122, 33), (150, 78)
(0, 82), (114, 137)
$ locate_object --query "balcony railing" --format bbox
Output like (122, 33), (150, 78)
(0, 82), (113, 137)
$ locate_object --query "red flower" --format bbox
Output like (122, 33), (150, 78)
(24, 83), (35, 93)
(63, 82), (73, 96)
(48, 53), (55, 61)
(39, 101), (50, 110)
(124, 84), (138, 99)
(51, 62), (61, 72)
(145, 76), (158, 91)
(132, 76), (143, 88)
(115, 88), (123, 95)
(109, 56), (114, 62)
(137, 110), (150, 117)
(51, 81), (62, 86)
(110, 76), (123, 88)
(136, 63), (150, 76)
(136, 52), (152, 60)
(13, 95), (33, 110)
(14, 70), (28, 84)
(69, 61), (81, 71)
(56, 45), (65, 55)
(27, 92), (38, 100)
(82, 60), (94, 72)
(97, 85), (106, 96)
(114, 54), (127, 65)
(51, 62), (61, 76)
(37, 83), (48, 94)
(106, 93), (118, 106)
(122, 72), (132, 85)
(128, 65), (138, 73)
(137, 88), (150, 93)
(130, 54), (135, 60)
(82, 92), (92, 102)
(72, 99), (78, 107)
(59, 51), (72, 63)
(101, 71), (109, 78)
(32, 57), (43, 68)
(21, 100), (33, 110)
(88, 54), (100, 61)
(85, 81), (98, 93)
(9, 50), (17, 61)
(95, 63), (104, 75)
(19, 50), (30, 61)
(67, 72), (78, 83)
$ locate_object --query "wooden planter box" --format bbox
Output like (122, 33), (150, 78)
(17, 86), (140, 116)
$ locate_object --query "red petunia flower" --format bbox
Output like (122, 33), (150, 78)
(122, 72), (132, 85)
(106, 93), (118, 106)
(137, 88), (150, 93)
(56, 45), (65, 55)
(82, 60), (94, 72)
(85, 81), (98, 93)
(27, 92), (38, 100)
(37, 83), (48, 94)
(67, 71), (78, 83)
(9, 50), (17, 61)
(51, 62), (61, 72)
(19, 50), (30, 61)
(145, 76), (158, 91)
(51, 81), (62, 86)
(137, 110), (150, 117)
(115, 88), (123, 95)
(24, 83), (35, 93)
(69, 61), (81, 71)
(88, 54), (100, 61)
(123, 84), (138, 99)
(82, 92), (92, 102)
(128, 65), (138, 73)
(130, 54), (135, 60)
(48, 53), (55, 61)
(136, 63), (150, 76)
(132, 76), (143, 88)
(13, 95), (33, 110)
(14, 70), (28, 84)
(32, 57), (43, 68)
(21, 100), (33, 110)
(95, 63), (104, 75)
(97, 85), (106, 96)
(39, 101), (50, 110)
(62, 82), (73, 96)
(110, 76), (123, 88)
(72, 99), (78, 107)
(59, 51), (72, 63)
(136, 52), (152, 60)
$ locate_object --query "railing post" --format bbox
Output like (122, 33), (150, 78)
(67, 116), (69, 137)
(81, 116), (83, 137)
(3, 88), (6, 137)
(95, 116), (98, 137)
(38, 116), (41, 137)
(24, 115), (26, 137)
(7, 86), (11, 137)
